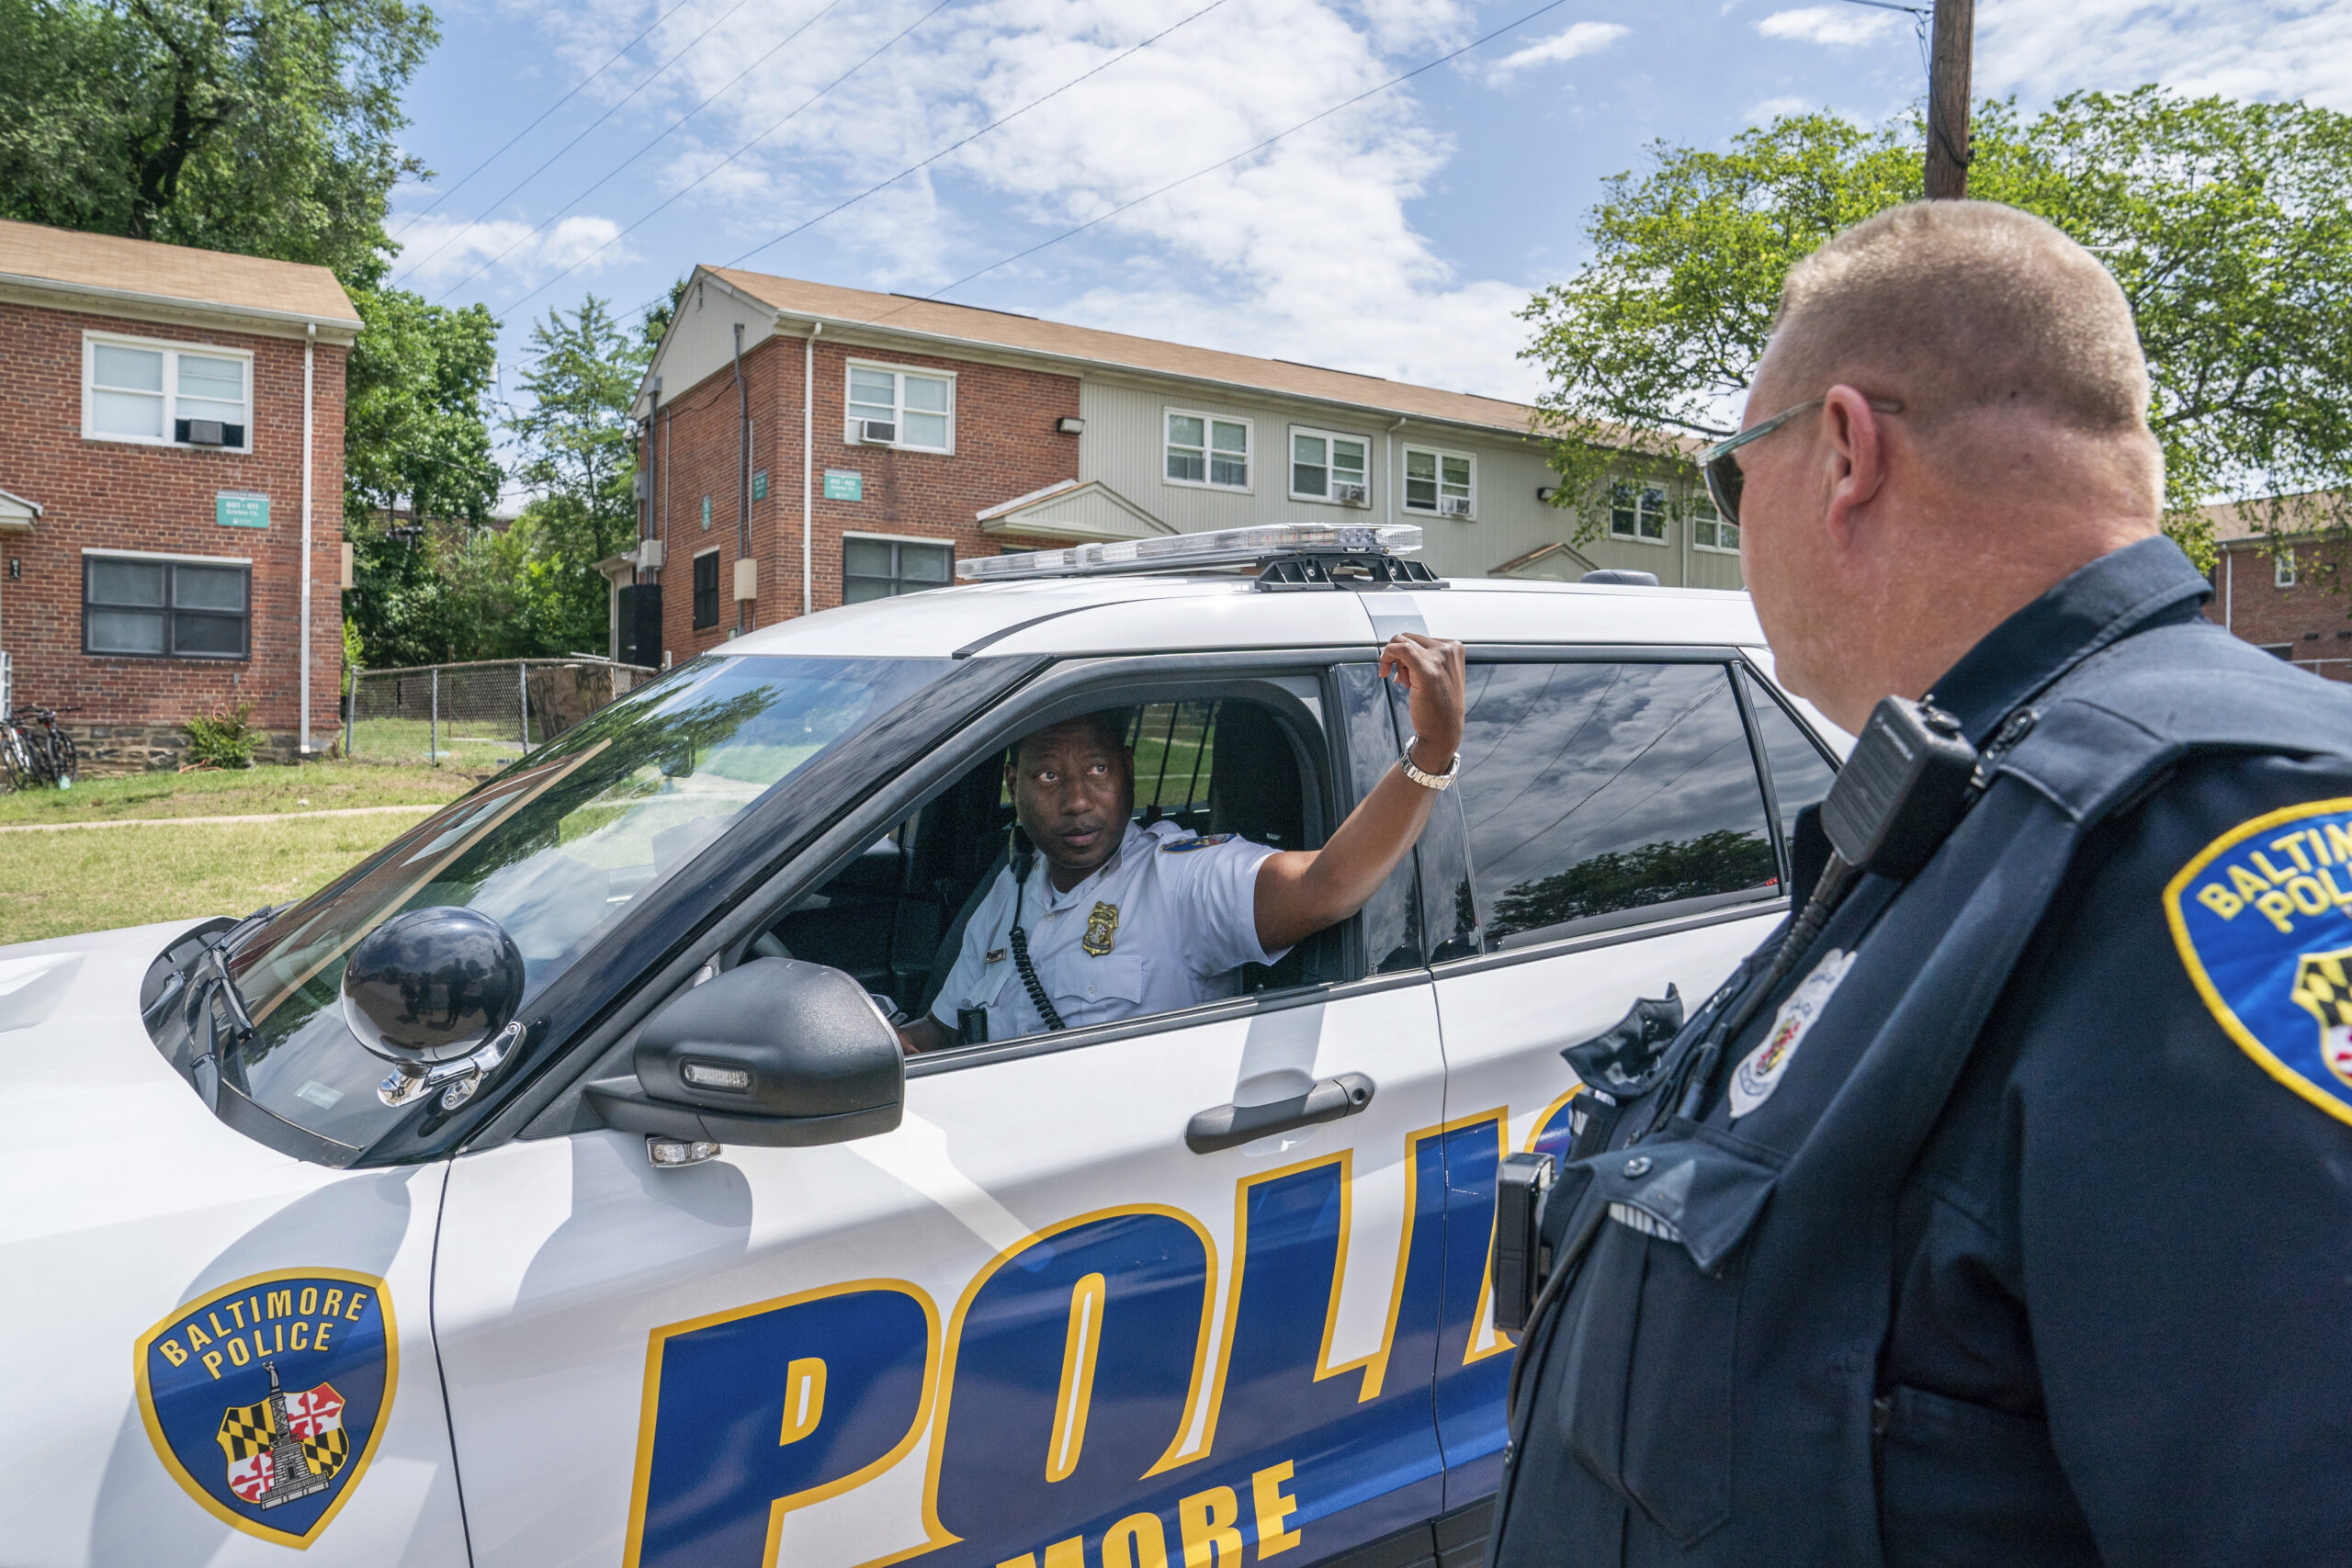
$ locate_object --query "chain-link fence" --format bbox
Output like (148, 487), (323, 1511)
(345, 659), (657, 768)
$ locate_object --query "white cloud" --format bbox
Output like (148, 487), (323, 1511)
(1487, 20), (1630, 80)
(1745, 94), (1814, 122)
(1754, 6), (1904, 47)
(591, 0), (1555, 400)
(1976, 0), (2352, 110)
(390, 214), (631, 288)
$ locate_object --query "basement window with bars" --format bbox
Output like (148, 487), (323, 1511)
(84, 553), (250, 659)
(843, 536), (953, 604)
(84, 333), (251, 450)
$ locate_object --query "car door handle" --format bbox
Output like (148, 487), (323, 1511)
(1186, 1072), (1376, 1155)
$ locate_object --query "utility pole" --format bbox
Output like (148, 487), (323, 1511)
(1924, 0), (1974, 197)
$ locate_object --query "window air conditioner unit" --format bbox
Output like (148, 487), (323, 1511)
(1331, 482), (1369, 505)
(1440, 497), (1473, 518)
(175, 418), (241, 446)
(851, 419), (898, 446)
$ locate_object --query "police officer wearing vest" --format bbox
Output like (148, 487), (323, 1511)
(898, 631), (1467, 1053)
(1490, 201), (2352, 1566)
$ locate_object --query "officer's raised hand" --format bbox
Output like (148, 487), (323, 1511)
(1251, 631), (1467, 953)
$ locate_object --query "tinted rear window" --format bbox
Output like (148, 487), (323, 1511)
(1453, 661), (1781, 948)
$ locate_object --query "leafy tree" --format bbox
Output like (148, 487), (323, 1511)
(498, 296), (650, 657)
(1521, 90), (2352, 565)
(0, 0), (435, 276)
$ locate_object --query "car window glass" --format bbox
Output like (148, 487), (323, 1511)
(1453, 661), (1780, 950)
(773, 691), (1339, 1050)
(1739, 665), (1838, 846)
(216, 655), (952, 1149)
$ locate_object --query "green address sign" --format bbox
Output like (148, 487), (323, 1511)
(215, 491), (269, 528)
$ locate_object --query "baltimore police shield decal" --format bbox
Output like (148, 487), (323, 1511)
(133, 1269), (397, 1548)
(2165, 797), (2352, 1126)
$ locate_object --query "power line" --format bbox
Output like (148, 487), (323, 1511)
(431, 0), (876, 306)
(714, 0), (1231, 275)
(395, 0), (774, 288)
(857, 0), (1582, 325)
(391, 0), (704, 238)
(496, 0), (962, 316)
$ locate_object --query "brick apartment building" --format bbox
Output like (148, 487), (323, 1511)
(0, 219), (358, 767)
(620, 269), (1740, 665)
(2204, 494), (2352, 682)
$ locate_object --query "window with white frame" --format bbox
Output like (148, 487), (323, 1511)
(846, 364), (954, 451)
(1166, 411), (1250, 490)
(2277, 548), (2298, 589)
(1610, 483), (1668, 544)
(1403, 446), (1475, 518)
(84, 333), (252, 449)
(1291, 428), (1369, 503)
(1691, 500), (1739, 553)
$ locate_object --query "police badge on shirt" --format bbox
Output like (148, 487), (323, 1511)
(2166, 798), (2352, 1125)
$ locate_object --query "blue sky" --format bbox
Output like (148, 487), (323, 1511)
(386, 0), (2352, 423)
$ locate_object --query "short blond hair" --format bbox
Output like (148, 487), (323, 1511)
(1770, 201), (2152, 436)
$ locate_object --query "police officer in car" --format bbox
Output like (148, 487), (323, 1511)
(1491, 201), (2352, 1566)
(896, 631), (1467, 1054)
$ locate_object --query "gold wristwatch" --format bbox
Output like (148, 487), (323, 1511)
(1402, 736), (1461, 791)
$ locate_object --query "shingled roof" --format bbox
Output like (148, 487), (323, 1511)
(710, 266), (1542, 437)
(0, 219), (360, 335)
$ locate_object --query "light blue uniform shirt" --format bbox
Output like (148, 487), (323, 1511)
(930, 819), (1290, 1041)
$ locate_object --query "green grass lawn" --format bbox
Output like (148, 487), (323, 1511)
(0, 759), (477, 826)
(347, 716), (535, 771)
(0, 761), (484, 946)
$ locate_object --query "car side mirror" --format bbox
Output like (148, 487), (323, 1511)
(585, 958), (904, 1152)
(343, 905), (529, 1109)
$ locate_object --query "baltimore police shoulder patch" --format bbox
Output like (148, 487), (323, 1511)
(1159, 832), (1233, 853)
(133, 1269), (396, 1547)
(2165, 797), (2352, 1126)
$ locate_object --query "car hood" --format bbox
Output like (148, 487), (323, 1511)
(0, 918), (323, 1203)
(0, 921), (461, 1563)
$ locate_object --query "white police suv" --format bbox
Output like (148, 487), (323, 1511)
(3, 525), (1842, 1568)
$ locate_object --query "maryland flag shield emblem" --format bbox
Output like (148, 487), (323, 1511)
(2165, 798), (2352, 1125)
(134, 1269), (395, 1547)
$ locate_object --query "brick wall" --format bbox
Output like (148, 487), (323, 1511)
(2206, 538), (2352, 683)
(0, 299), (346, 764)
(639, 335), (1079, 663)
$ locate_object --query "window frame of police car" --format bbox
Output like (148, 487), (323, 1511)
(1421, 647), (1835, 975)
(691, 658), (1421, 1076)
(162, 652), (964, 1158)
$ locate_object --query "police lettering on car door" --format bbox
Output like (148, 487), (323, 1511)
(623, 1096), (1582, 1568)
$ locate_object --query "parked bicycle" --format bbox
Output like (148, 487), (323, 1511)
(3, 705), (78, 789)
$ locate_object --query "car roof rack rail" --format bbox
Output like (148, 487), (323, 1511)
(957, 523), (1443, 588)
(1254, 552), (1444, 592)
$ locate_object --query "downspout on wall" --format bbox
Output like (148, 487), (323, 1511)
(733, 322), (749, 634)
(300, 321), (315, 754)
(804, 321), (821, 617)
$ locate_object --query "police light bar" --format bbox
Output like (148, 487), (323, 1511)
(957, 523), (1425, 581)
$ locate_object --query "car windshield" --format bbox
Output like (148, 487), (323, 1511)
(214, 654), (951, 1150)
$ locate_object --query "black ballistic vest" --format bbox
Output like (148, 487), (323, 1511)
(1490, 613), (2352, 1567)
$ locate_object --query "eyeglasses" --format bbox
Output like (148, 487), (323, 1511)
(1697, 395), (1903, 526)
